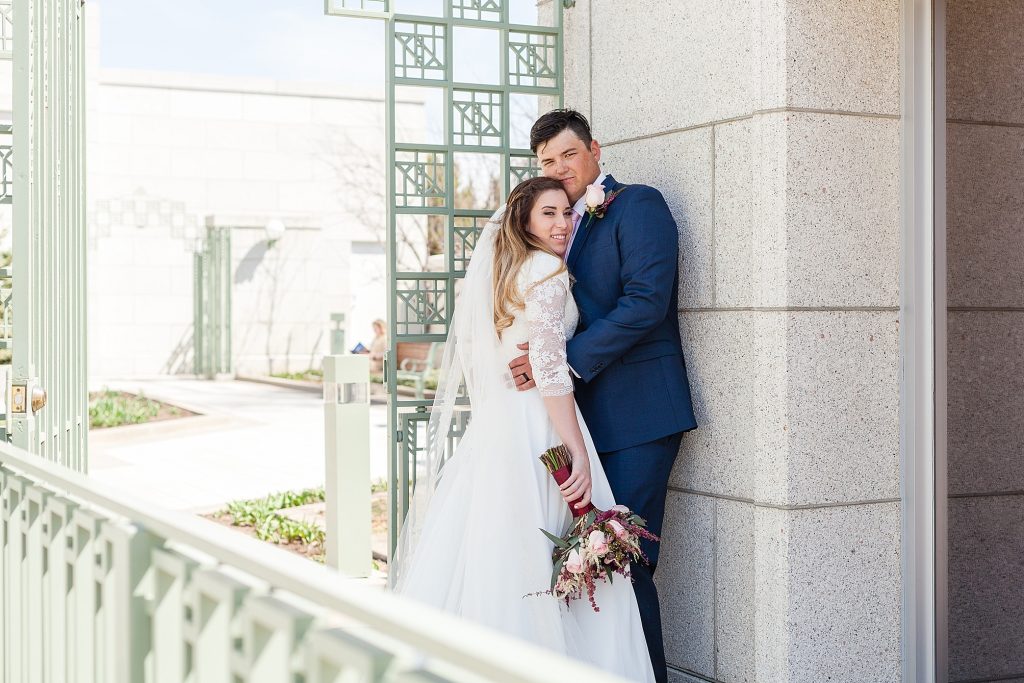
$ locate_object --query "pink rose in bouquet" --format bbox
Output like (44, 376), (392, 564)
(587, 530), (610, 558)
(607, 518), (629, 541)
(565, 549), (584, 575)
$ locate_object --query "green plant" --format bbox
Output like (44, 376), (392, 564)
(219, 484), (388, 565)
(271, 369), (323, 381)
(89, 389), (178, 429)
(222, 487), (327, 562)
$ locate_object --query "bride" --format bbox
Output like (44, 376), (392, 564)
(390, 176), (655, 682)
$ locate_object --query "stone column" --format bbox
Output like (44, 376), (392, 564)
(563, 2), (902, 681)
(945, 2), (1024, 681)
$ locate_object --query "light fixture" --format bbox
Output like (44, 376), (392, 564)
(265, 219), (286, 247)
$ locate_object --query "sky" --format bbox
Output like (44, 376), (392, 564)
(97, 0), (386, 86)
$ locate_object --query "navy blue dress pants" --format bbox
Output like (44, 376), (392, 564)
(599, 431), (683, 683)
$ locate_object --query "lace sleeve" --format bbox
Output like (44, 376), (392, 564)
(525, 274), (574, 397)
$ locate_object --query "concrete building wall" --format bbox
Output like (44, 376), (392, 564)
(86, 68), (424, 378)
(945, 2), (1024, 680)
(564, 2), (902, 681)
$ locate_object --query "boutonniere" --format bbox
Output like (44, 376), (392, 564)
(584, 183), (626, 220)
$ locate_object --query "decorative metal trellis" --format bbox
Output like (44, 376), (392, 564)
(326, 0), (565, 554)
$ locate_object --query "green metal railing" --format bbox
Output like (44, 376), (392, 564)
(0, 439), (629, 683)
(8, 0), (88, 469)
(328, 0), (566, 556)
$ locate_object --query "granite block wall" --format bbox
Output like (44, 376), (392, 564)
(564, 2), (902, 680)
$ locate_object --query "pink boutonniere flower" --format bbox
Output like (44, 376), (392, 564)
(584, 183), (627, 220)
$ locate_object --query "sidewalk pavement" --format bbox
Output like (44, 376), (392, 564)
(88, 378), (389, 514)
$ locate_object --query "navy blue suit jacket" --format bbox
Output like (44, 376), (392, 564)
(565, 174), (697, 453)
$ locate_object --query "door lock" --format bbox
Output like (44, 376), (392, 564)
(11, 383), (47, 414)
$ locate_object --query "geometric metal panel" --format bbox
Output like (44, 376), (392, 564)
(0, 124), (12, 204)
(508, 31), (558, 89)
(394, 22), (446, 81)
(452, 214), (489, 274)
(394, 150), (447, 208)
(452, 89), (503, 148)
(452, 0), (501, 23)
(324, 0), (390, 19)
(394, 277), (449, 337)
(509, 152), (542, 186)
(0, 1), (11, 60)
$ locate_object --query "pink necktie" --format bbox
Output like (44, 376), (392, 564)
(565, 209), (582, 261)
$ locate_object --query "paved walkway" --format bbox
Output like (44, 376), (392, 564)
(88, 378), (389, 514)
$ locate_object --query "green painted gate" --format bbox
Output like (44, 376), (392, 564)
(1, 0), (88, 469)
(326, 0), (565, 553)
(193, 226), (233, 379)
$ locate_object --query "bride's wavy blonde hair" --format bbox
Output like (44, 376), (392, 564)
(493, 176), (569, 337)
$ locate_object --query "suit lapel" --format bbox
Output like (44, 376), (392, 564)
(568, 174), (619, 270)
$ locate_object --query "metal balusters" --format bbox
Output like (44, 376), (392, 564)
(0, 440), (630, 683)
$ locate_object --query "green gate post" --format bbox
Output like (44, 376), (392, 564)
(323, 354), (372, 577)
(193, 225), (232, 379)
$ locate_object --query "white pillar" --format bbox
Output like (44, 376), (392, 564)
(323, 354), (372, 577)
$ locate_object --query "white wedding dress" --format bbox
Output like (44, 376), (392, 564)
(391, 231), (655, 682)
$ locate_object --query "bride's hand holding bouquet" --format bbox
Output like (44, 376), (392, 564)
(558, 445), (593, 513)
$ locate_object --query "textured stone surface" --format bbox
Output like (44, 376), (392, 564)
(947, 312), (1024, 495)
(712, 116), (792, 307)
(947, 0), (1024, 124)
(590, 0), (757, 142)
(768, 112), (899, 308)
(755, 503), (902, 683)
(946, 123), (1024, 308)
(761, 0), (900, 114)
(658, 491), (715, 679)
(676, 310), (899, 506)
(715, 500), (755, 683)
(561, 0), (591, 118)
(948, 496), (1024, 681)
(770, 311), (900, 505)
(602, 128), (713, 309)
(714, 113), (899, 308)
(675, 312), (785, 501)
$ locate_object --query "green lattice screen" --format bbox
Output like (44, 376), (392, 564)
(327, 0), (565, 554)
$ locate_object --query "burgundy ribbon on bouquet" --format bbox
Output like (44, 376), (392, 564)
(550, 465), (596, 518)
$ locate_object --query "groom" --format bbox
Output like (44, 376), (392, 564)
(509, 109), (697, 682)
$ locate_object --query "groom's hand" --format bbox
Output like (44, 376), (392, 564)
(509, 342), (536, 391)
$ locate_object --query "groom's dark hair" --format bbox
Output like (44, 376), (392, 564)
(530, 108), (593, 153)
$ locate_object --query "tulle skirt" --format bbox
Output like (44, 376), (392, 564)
(395, 384), (655, 682)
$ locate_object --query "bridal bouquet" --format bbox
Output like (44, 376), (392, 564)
(535, 445), (660, 612)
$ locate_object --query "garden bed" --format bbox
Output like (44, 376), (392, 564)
(88, 389), (197, 429)
(204, 483), (389, 568)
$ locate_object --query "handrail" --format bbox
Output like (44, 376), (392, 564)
(0, 440), (629, 682)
